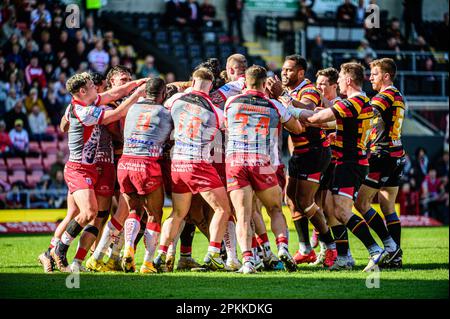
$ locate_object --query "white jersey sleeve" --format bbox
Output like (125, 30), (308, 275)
(271, 99), (292, 123)
(164, 92), (184, 111)
(72, 104), (105, 126)
(213, 105), (225, 129)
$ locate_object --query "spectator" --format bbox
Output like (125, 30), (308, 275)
(49, 15), (64, 38)
(165, 72), (176, 83)
(81, 15), (102, 45)
(43, 90), (62, 127)
(28, 104), (52, 142)
(0, 0), (15, 29)
(4, 72), (24, 98)
(436, 151), (449, 180)
(120, 46), (137, 74)
(5, 88), (21, 113)
(30, 175), (50, 209)
(187, 0), (202, 27)
(3, 33), (21, 56)
(5, 100), (30, 133)
(421, 168), (446, 221)
(30, 0), (52, 32)
(70, 41), (88, 71)
(337, 0), (357, 24)
(436, 12), (449, 51)
(39, 43), (56, 68)
(403, 0), (423, 44)
(54, 57), (75, 79)
(164, 0), (190, 26)
(398, 182), (420, 215)
(355, 0), (367, 25)
(9, 119), (29, 157)
(0, 56), (7, 82)
(1, 15), (21, 44)
(310, 35), (326, 74)
(297, 0), (317, 25)
(385, 18), (406, 47)
(19, 29), (39, 50)
(21, 40), (38, 67)
(53, 30), (72, 58)
(48, 170), (68, 208)
(24, 88), (46, 114)
(5, 181), (27, 209)
(6, 44), (25, 70)
(226, 0), (245, 43)
(103, 30), (119, 52)
(0, 120), (12, 158)
(414, 147), (429, 187)
(49, 151), (65, 184)
(138, 55), (161, 79)
(357, 38), (377, 60)
(201, 0), (217, 22)
(88, 40), (110, 74)
(24, 56), (47, 90)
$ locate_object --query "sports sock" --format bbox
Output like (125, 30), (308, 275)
(49, 237), (60, 250)
(134, 218), (147, 251)
(124, 212), (141, 250)
(143, 222), (161, 263)
(331, 225), (349, 257)
(293, 216), (311, 254)
(180, 222), (195, 257)
(57, 220), (83, 255)
(242, 250), (255, 265)
(318, 229), (336, 250)
(92, 218), (122, 261)
(256, 233), (272, 257)
(109, 230), (124, 261)
(208, 241), (222, 254)
(385, 212), (401, 247)
(168, 220), (185, 257)
(275, 235), (289, 251)
(346, 214), (382, 256)
(224, 218), (238, 261)
(363, 208), (390, 241)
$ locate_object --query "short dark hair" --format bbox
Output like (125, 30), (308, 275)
(245, 65), (267, 88)
(90, 72), (106, 86)
(146, 78), (166, 98)
(285, 54), (308, 72)
(316, 67), (339, 85)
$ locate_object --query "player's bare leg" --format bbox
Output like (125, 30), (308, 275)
(104, 193), (128, 270)
(39, 193), (79, 273)
(255, 185), (296, 272)
(200, 187), (232, 271)
(52, 189), (99, 272)
(138, 186), (164, 274)
(230, 185), (256, 274)
(154, 192), (192, 272)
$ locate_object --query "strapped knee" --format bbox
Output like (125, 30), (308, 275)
(304, 202), (320, 219)
(83, 225), (99, 238)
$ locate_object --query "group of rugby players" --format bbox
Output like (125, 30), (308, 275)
(38, 52), (405, 275)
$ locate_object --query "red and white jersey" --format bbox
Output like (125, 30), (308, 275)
(95, 105), (114, 164)
(211, 75), (246, 109)
(65, 96), (105, 165)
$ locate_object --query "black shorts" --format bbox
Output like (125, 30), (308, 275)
(331, 162), (369, 201)
(288, 146), (331, 184)
(363, 155), (406, 189)
(319, 162), (335, 191)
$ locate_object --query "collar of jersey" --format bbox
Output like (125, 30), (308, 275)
(71, 98), (88, 107)
(347, 91), (367, 99)
(190, 90), (210, 99)
(289, 79), (310, 94)
(244, 89), (266, 97)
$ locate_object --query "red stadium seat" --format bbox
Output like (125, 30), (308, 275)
(58, 140), (69, 152)
(0, 170), (8, 182)
(25, 157), (44, 171)
(43, 156), (56, 172)
(6, 158), (25, 170)
(45, 126), (56, 134)
(40, 140), (58, 152)
(26, 170), (44, 187)
(45, 146), (59, 156)
(29, 141), (40, 153)
(8, 170), (26, 184)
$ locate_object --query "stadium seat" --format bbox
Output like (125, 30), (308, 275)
(172, 44), (187, 58)
(141, 31), (152, 41)
(28, 141), (40, 154)
(26, 170), (44, 187)
(8, 170), (26, 184)
(25, 157), (43, 171)
(57, 140), (68, 152)
(190, 57), (203, 70)
(203, 44), (218, 59)
(43, 156), (56, 172)
(219, 44), (233, 60)
(0, 170), (7, 182)
(155, 30), (169, 43)
(169, 30), (183, 44)
(6, 158), (25, 170)
(40, 140), (58, 151)
(137, 16), (149, 30)
(157, 43), (171, 55)
(188, 44), (202, 59)
(45, 126), (56, 134)
(184, 32), (198, 44)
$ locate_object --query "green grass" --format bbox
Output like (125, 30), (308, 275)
(0, 227), (448, 299)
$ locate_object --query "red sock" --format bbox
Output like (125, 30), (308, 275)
(74, 247), (87, 261)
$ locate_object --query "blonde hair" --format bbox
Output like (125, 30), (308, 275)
(340, 62), (365, 87)
(66, 72), (92, 94)
(192, 67), (214, 82)
(370, 58), (397, 81)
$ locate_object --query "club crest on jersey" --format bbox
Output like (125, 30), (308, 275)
(89, 107), (102, 119)
(85, 178), (92, 185)
(221, 85), (230, 92)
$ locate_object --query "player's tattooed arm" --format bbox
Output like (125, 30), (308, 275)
(59, 115), (69, 133)
(102, 84), (147, 125)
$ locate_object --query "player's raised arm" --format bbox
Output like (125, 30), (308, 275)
(99, 78), (147, 105)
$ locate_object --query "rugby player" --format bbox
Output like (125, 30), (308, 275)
(50, 72), (147, 272)
(268, 55), (336, 266)
(289, 62), (391, 272)
(117, 78), (173, 273)
(355, 58), (404, 268)
(225, 65), (303, 274)
(153, 68), (232, 272)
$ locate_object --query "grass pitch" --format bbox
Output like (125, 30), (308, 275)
(0, 227), (448, 299)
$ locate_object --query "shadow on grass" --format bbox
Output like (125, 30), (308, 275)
(0, 273), (447, 299)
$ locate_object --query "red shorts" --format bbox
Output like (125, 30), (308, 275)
(276, 164), (287, 190)
(158, 158), (172, 195)
(117, 155), (163, 195)
(171, 161), (224, 194)
(213, 162), (227, 187)
(95, 162), (116, 197)
(226, 163), (279, 192)
(64, 161), (98, 194)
